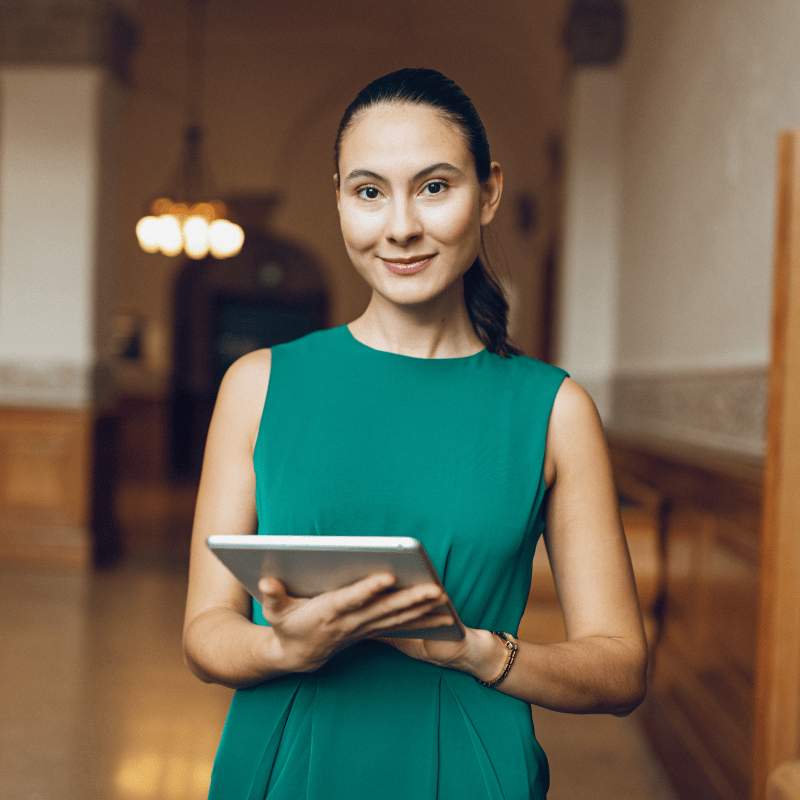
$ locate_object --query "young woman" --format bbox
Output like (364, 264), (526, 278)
(184, 68), (647, 800)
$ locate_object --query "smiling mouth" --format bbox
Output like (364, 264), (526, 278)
(381, 256), (434, 275)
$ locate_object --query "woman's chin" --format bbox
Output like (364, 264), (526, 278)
(370, 279), (462, 312)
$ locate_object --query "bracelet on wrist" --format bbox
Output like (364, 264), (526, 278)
(475, 631), (518, 688)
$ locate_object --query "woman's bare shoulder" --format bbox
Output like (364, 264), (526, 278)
(222, 348), (272, 389)
(551, 378), (601, 432)
(544, 377), (605, 486)
(211, 349), (273, 447)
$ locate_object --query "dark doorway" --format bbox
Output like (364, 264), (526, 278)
(170, 199), (328, 479)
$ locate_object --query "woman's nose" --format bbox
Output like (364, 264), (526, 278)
(385, 199), (422, 245)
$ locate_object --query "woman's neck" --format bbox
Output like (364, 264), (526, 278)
(348, 287), (484, 359)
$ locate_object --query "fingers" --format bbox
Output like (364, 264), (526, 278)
(335, 579), (451, 637)
(328, 572), (397, 615)
(255, 571), (457, 673)
(262, 572), (451, 644)
(330, 574), (443, 619)
(369, 605), (455, 635)
(398, 610), (455, 629)
(258, 577), (293, 616)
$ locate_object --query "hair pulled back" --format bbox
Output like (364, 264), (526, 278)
(334, 68), (521, 358)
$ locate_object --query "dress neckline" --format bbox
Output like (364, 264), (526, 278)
(341, 324), (487, 362)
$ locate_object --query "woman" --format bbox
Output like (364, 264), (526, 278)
(184, 68), (647, 799)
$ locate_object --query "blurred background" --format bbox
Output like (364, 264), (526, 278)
(1, 1), (799, 798)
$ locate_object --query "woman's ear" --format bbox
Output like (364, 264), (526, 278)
(334, 174), (341, 211)
(480, 162), (503, 226)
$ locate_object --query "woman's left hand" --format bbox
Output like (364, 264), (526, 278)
(377, 625), (508, 683)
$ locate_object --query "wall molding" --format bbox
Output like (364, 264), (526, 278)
(0, 0), (138, 83)
(0, 359), (113, 408)
(610, 366), (768, 459)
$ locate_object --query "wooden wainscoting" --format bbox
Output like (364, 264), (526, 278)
(609, 437), (763, 800)
(522, 468), (666, 651)
(0, 406), (119, 568)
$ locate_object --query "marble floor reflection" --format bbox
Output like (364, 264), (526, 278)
(1, 462), (677, 800)
(0, 564), (233, 800)
(1, 560), (677, 800)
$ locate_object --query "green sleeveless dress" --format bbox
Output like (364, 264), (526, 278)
(208, 324), (568, 800)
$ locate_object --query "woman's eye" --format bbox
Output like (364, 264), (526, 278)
(357, 186), (381, 200)
(423, 181), (446, 196)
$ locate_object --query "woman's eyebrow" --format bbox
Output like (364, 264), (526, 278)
(343, 168), (384, 183)
(343, 162), (464, 184)
(413, 162), (463, 181)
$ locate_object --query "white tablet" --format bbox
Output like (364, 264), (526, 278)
(206, 534), (465, 640)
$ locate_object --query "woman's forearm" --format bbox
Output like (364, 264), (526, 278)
(183, 607), (289, 689)
(455, 629), (647, 715)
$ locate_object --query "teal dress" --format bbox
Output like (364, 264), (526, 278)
(208, 325), (568, 800)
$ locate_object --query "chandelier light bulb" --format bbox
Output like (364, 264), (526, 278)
(209, 219), (245, 258)
(137, 198), (244, 259)
(135, 216), (163, 253)
(158, 215), (184, 257)
(183, 215), (211, 259)
(136, 2), (242, 262)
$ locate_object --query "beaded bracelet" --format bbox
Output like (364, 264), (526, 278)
(475, 631), (518, 688)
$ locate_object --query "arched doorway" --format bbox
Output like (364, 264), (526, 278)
(170, 195), (328, 479)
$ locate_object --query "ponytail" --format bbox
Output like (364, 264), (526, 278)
(463, 258), (521, 358)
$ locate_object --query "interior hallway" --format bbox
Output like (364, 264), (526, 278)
(0, 476), (678, 799)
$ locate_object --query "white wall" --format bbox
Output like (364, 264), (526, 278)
(0, 65), (120, 407)
(556, 69), (621, 420)
(0, 68), (101, 364)
(0, 66), (121, 406)
(616, 0), (800, 375)
(558, 0), (800, 455)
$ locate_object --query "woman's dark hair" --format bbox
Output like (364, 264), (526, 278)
(334, 68), (521, 358)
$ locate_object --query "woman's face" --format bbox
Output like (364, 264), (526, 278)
(336, 103), (502, 310)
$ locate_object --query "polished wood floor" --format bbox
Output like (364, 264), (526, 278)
(0, 471), (678, 799)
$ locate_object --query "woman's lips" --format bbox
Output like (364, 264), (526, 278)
(381, 256), (434, 275)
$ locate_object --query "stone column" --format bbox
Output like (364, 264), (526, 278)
(0, 1), (137, 566)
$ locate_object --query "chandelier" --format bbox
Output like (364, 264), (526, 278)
(135, 0), (244, 260)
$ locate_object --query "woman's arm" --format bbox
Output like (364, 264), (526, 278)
(383, 378), (648, 715)
(182, 348), (280, 687)
(183, 350), (453, 689)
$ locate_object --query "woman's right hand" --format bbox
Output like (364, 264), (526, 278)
(259, 573), (452, 674)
